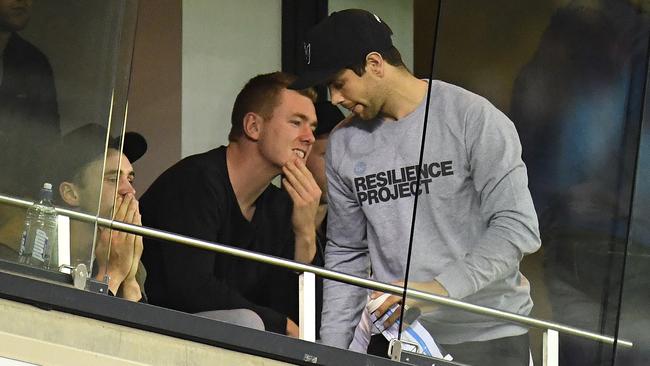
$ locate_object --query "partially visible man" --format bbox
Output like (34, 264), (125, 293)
(305, 102), (345, 254)
(141, 72), (321, 336)
(56, 124), (147, 301)
(292, 9), (540, 365)
(304, 101), (345, 334)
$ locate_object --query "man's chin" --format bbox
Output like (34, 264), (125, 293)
(357, 111), (376, 121)
(3, 17), (30, 32)
(352, 107), (378, 121)
(285, 155), (307, 165)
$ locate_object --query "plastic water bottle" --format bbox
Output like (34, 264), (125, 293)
(18, 183), (59, 270)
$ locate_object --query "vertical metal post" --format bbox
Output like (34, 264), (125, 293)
(543, 329), (559, 366)
(57, 215), (70, 273)
(388, 339), (403, 361)
(299, 272), (316, 341)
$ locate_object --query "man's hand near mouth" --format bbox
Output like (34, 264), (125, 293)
(282, 158), (321, 264)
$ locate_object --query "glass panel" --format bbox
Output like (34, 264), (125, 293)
(614, 59), (650, 365)
(0, 0), (139, 286)
(402, 1), (649, 365)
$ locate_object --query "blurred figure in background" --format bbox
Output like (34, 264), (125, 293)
(509, 1), (650, 364)
(0, 0), (59, 260)
(0, 0), (59, 197)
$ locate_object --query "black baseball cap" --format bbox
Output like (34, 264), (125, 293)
(57, 124), (147, 182)
(314, 102), (345, 137)
(289, 9), (394, 90)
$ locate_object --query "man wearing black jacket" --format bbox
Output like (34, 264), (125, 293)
(140, 72), (320, 336)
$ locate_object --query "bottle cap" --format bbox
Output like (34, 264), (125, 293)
(40, 183), (54, 201)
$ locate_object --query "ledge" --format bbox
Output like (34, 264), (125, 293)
(0, 267), (404, 366)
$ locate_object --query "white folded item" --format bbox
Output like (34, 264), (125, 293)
(367, 293), (453, 361)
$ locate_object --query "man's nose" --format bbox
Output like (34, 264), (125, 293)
(301, 124), (315, 145)
(329, 88), (344, 105)
(118, 178), (136, 196)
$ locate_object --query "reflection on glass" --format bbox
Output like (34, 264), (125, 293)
(0, 0), (60, 200)
(0, 0), (59, 263)
(509, 2), (648, 365)
(614, 71), (650, 365)
(0, 0), (139, 294)
(406, 1), (649, 365)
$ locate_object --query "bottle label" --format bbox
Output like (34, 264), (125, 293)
(31, 229), (49, 262)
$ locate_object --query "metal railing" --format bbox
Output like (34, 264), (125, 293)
(0, 193), (634, 365)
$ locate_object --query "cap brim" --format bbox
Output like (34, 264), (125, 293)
(121, 132), (147, 163)
(289, 67), (341, 90)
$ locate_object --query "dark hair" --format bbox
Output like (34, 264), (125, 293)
(349, 46), (407, 76)
(228, 72), (317, 142)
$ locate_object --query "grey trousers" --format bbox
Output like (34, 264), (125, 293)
(196, 309), (265, 331)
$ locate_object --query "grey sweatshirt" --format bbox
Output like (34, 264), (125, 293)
(321, 80), (541, 348)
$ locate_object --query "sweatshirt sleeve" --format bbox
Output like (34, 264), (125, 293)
(320, 136), (371, 349)
(141, 163), (288, 334)
(434, 100), (541, 300)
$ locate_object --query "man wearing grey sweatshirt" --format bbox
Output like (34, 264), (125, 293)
(291, 9), (540, 366)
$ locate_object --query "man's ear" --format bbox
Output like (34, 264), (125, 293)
(365, 52), (385, 77)
(242, 112), (263, 141)
(59, 182), (81, 207)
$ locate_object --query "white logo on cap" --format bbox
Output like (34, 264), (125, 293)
(304, 42), (311, 65)
(373, 14), (381, 23)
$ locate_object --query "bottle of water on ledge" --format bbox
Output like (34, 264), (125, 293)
(19, 183), (58, 270)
